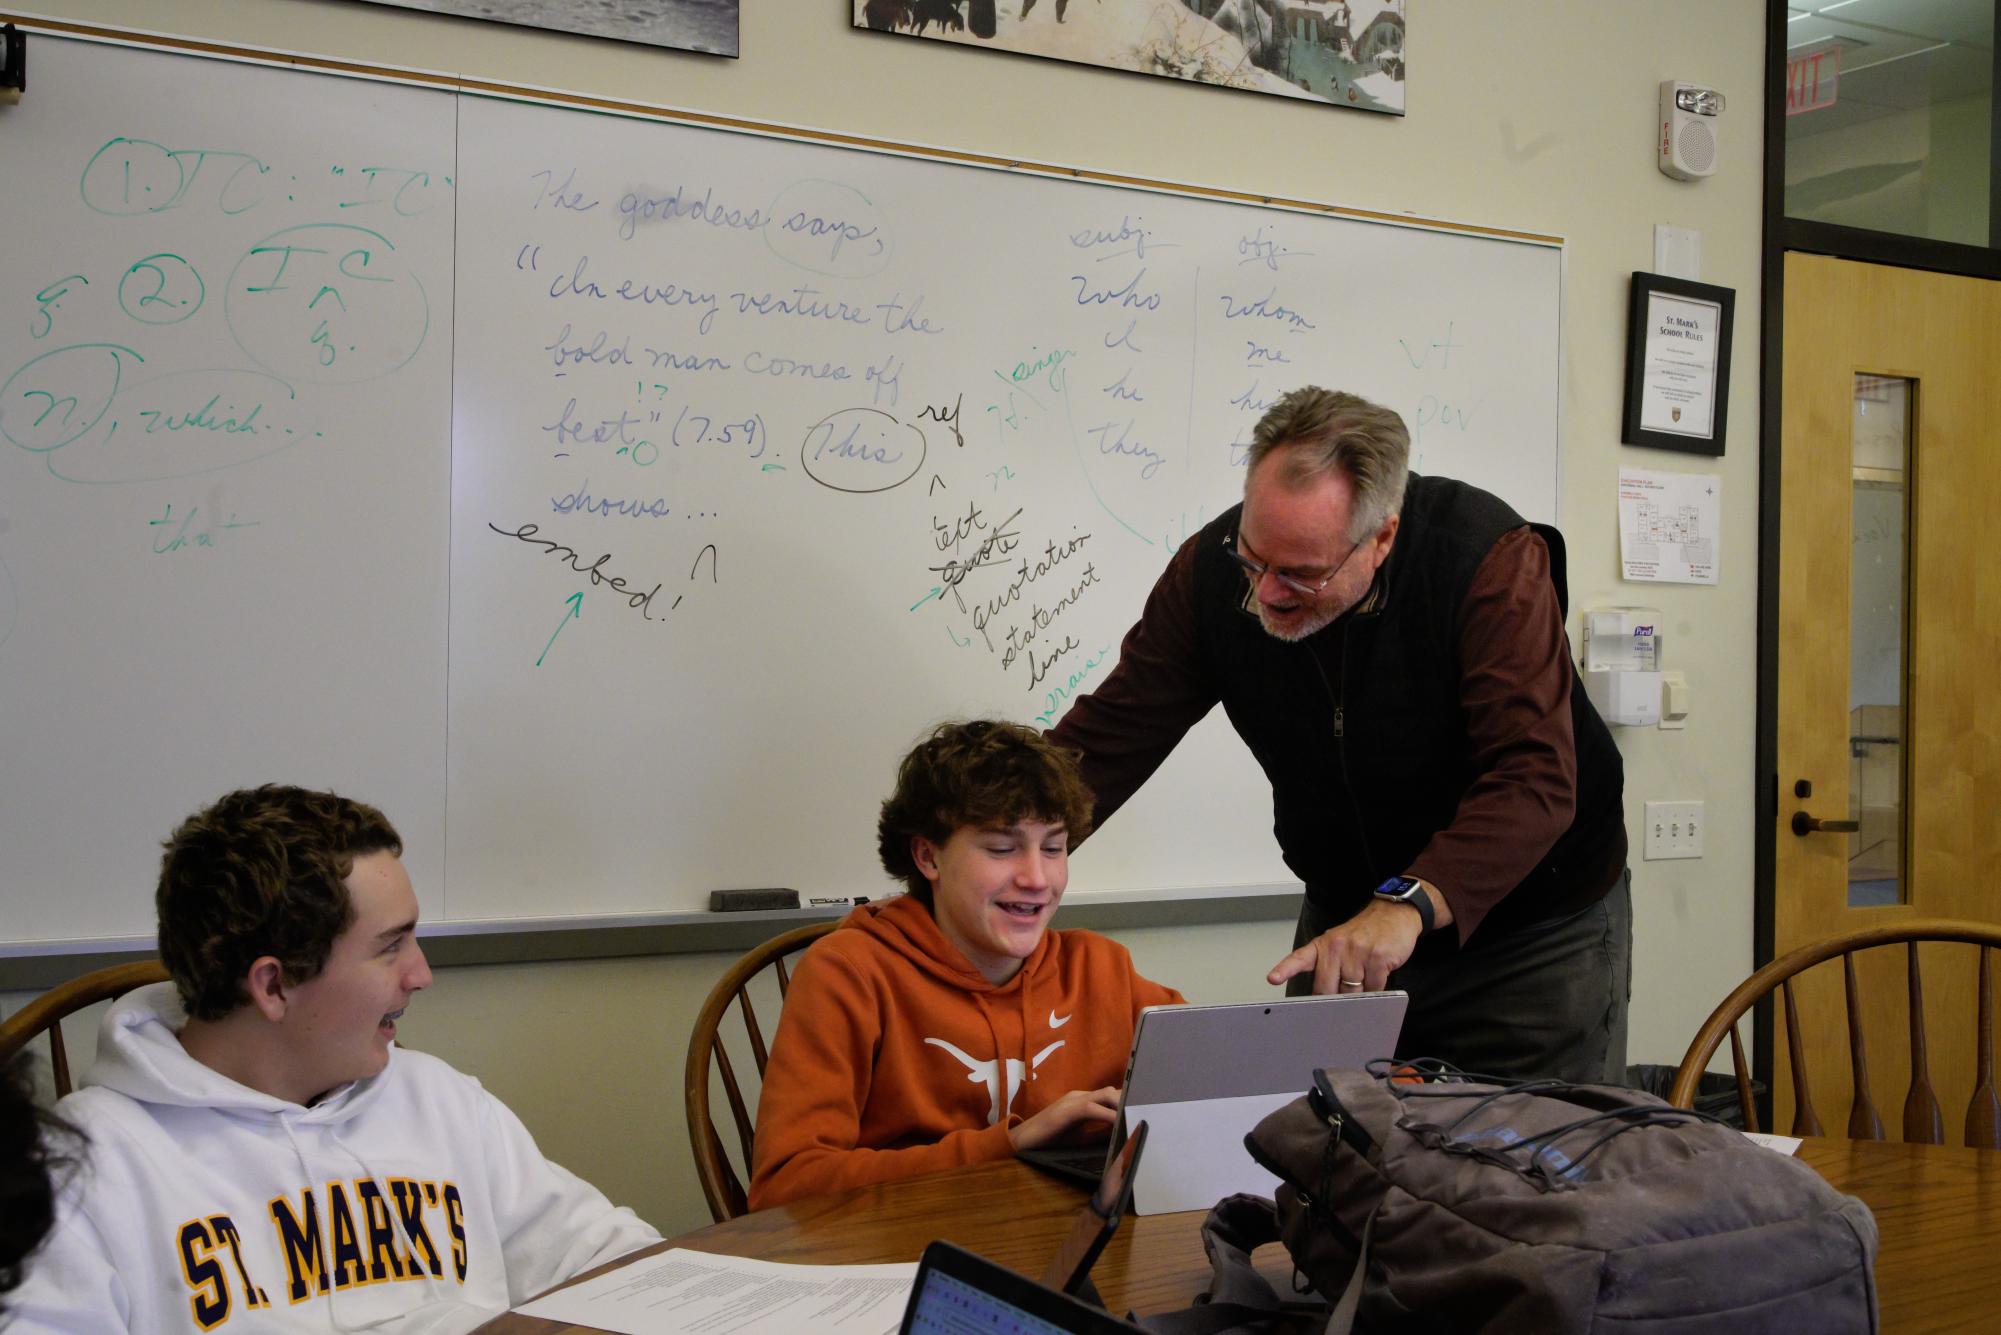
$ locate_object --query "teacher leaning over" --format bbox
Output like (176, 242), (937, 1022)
(1050, 386), (1630, 1084)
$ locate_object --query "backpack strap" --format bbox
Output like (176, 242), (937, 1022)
(1321, 1203), (1378, 1335)
(1135, 1194), (1333, 1335)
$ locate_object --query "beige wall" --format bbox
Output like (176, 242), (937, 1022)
(6, 0), (1768, 1239)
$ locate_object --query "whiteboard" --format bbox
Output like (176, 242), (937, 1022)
(0, 34), (1562, 944)
(0, 37), (456, 943)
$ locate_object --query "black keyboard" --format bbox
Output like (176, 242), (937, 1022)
(1016, 1142), (1108, 1186)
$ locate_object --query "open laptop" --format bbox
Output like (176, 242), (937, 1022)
(900, 1240), (1146, 1335)
(1040, 1120), (1146, 1301)
(1018, 991), (1407, 1215)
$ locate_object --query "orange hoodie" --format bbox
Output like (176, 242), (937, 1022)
(747, 894), (1184, 1210)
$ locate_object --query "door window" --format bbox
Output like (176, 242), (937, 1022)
(1847, 373), (1912, 907)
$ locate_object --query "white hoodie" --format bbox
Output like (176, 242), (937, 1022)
(7, 984), (659, 1334)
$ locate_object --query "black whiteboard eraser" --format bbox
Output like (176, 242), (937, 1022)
(710, 887), (800, 912)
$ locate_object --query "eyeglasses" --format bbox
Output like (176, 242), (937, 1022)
(1223, 531), (1362, 599)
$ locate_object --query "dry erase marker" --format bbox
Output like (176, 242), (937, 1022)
(709, 888), (799, 912)
(808, 895), (872, 907)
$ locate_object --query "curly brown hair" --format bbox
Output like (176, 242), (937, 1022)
(156, 785), (403, 1022)
(877, 720), (1094, 903)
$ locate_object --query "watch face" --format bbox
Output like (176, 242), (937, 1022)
(1374, 875), (1433, 934)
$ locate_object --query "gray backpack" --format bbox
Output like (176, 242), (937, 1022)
(1157, 1062), (1879, 1334)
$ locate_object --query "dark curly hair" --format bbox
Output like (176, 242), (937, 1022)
(877, 720), (1094, 903)
(0, 1055), (73, 1309)
(156, 785), (403, 1022)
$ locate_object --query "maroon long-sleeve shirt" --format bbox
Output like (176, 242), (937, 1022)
(1051, 526), (1593, 943)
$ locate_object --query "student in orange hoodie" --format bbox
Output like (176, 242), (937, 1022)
(748, 719), (1185, 1210)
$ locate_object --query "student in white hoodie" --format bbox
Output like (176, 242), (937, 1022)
(6, 785), (661, 1334)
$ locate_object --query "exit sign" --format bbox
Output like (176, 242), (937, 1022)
(1788, 45), (1840, 115)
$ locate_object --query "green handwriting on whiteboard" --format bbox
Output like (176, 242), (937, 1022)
(537, 592), (585, 667)
(118, 254), (206, 326)
(80, 139), (269, 216)
(31, 275), (90, 340)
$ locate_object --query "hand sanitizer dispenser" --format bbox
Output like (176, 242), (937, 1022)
(1583, 608), (1660, 672)
(1582, 608), (1663, 726)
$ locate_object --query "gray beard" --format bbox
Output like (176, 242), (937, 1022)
(1255, 602), (1340, 642)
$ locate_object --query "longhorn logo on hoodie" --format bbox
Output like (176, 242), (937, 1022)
(924, 1036), (1067, 1124)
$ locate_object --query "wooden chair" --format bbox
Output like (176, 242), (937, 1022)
(684, 922), (837, 1222)
(1670, 919), (2001, 1148)
(0, 959), (170, 1096)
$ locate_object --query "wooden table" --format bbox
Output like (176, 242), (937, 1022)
(482, 1138), (2000, 1333)
(1795, 1139), (2001, 1333)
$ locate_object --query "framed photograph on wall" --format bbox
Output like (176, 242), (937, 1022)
(1622, 272), (1734, 455)
(853, 0), (1405, 114)
(355, 0), (738, 58)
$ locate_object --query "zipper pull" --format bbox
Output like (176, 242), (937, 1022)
(1332, 705), (1345, 738)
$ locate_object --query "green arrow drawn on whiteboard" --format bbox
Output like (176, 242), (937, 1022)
(536, 592), (584, 667)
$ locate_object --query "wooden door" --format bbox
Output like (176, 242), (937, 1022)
(1775, 252), (2001, 1139)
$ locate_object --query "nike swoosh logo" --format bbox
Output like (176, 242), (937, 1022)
(1048, 1011), (1072, 1029)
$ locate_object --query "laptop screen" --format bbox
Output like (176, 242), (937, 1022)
(905, 1269), (1092, 1335)
(901, 1241), (1143, 1335)
(1122, 992), (1407, 1215)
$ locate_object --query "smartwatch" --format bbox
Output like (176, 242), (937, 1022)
(1373, 875), (1436, 934)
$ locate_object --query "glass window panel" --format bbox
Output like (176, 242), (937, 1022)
(1785, 0), (1993, 245)
(1847, 374), (1911, 908)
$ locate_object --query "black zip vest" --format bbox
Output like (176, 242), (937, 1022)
(1190, 474), (1626, 950)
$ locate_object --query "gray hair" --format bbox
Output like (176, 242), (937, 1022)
(1246, 387), (1410, 542)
